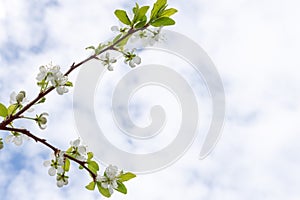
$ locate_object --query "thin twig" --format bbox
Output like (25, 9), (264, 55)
(1, 126), (97, 180)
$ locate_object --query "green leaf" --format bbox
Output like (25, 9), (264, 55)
(118, 172), (136, 182)
(116, 35), (131, 50)
(115, 181), (127, 194)
(85, 46), (95, 50)
(85, 181), (96, 191)
(37, 79), (46, 88)
(65, 81), (73, 87)
(79, 165), (84, 170)
(132, 3), (139, 15)
(0, 103), (8, 118)
(97, 182), (111, 198)
(150, 0), (167, 19)
(113, 34), (122, 43)
(135, 20), (147, 29)
(114, 10), (131, 25)
(139, 6), (150, 19)
(95, 43), (107, 55)
(161, 8), (177, 17)
(134, 6), (149, 23)
(87, 152), (94, 161)
(66, 147), (73, 154)
(7, 104), (19, 115)
(0, 138), (4, 150)
(156, 4), (168, 17)
(88, 161), (99, 174)
(36, 97), (46, 104)
(151, 17), (175, 27)
(64, 158), (70, 172)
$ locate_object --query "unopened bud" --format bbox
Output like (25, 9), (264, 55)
(39, 116), (47, 125)
(0, 140), (4, 150)
(16, 91), (26, 103)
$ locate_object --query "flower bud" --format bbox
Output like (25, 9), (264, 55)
(36, 112), (49, 130)
(0, 139), (4, 150)
(16, 91), (26, 103)
(39, 116), (47, 125)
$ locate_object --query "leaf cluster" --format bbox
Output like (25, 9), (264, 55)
(114, 0), (177, 28)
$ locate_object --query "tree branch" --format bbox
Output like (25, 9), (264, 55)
(1, 126), (97, 180)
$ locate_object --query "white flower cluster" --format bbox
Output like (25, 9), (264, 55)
(9, 91), (34, 112)
(130, 27), (165, 46)
(69, 138), (87, 161)
(97, 165), (120, 195)
(5, 133), (29, 146)
(123, 49), (141, 68)
(99, 52), (117, 71)
(43, 151), (69, 187)
(43, 139), (87, 188)
(10, 91), (27, 105)
(36, 63), (69, 95)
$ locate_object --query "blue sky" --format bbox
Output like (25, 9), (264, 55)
(1, 0), (300, 199)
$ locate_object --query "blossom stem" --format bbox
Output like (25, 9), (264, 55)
(64, 154), (97, 181)
(0, 126), (97, 180)
(21, 116), (37, 121)
(1, 126), (58, 152)
(64, 25), (148, 76)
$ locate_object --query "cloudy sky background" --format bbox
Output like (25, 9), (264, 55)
(1, 0), (300, 199)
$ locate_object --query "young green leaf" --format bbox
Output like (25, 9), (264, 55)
(88, 161), (99, 174)
(161, 8), (177, 17)
(150, 17), (175, 27)
(64, 158), (70, 172)
(114, 10), (131, 25)
(87, 152), (94, 161)
(137, 6), (150, 21)
(116, 35), (131, 50)
(156, 4), (168, 17)
(0, 103), (8, 118)
(85, 46), (96, 50)
(132, 3), (139, 15)
(115, 181), (127, 194)
(7, 104), (19, 115)
(0, 138), (3, 150)
(65, 81), (73, 87)
(113, 34), (123, 43)
(85, 181), (96, 191)
(118, 172), (136, 182)
(36, 97), (46, 104)
(97, 182), (111, 198)
(135, 20), (147, 28)
(150, 0), (167, 19)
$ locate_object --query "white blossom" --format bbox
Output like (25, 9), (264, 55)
(123, 49), (142, 68)
(99, 52), (117, 71)
(56, 172), (69, 188)
(96, 165), (120, 195)
(5, 134), (28, 146)
(36, 66), (48, 81)
(10, 91), (27, 104)
(56, 178), (68, 188)
(43, 152), (65, 176)
(129, 55), (141, 68)
(130, 28), (165, 47)
(111, 26), (119, 32)
(36, 63), (69, 95)
(70, 138), (87, 161)
(56, 86), (69, 95)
